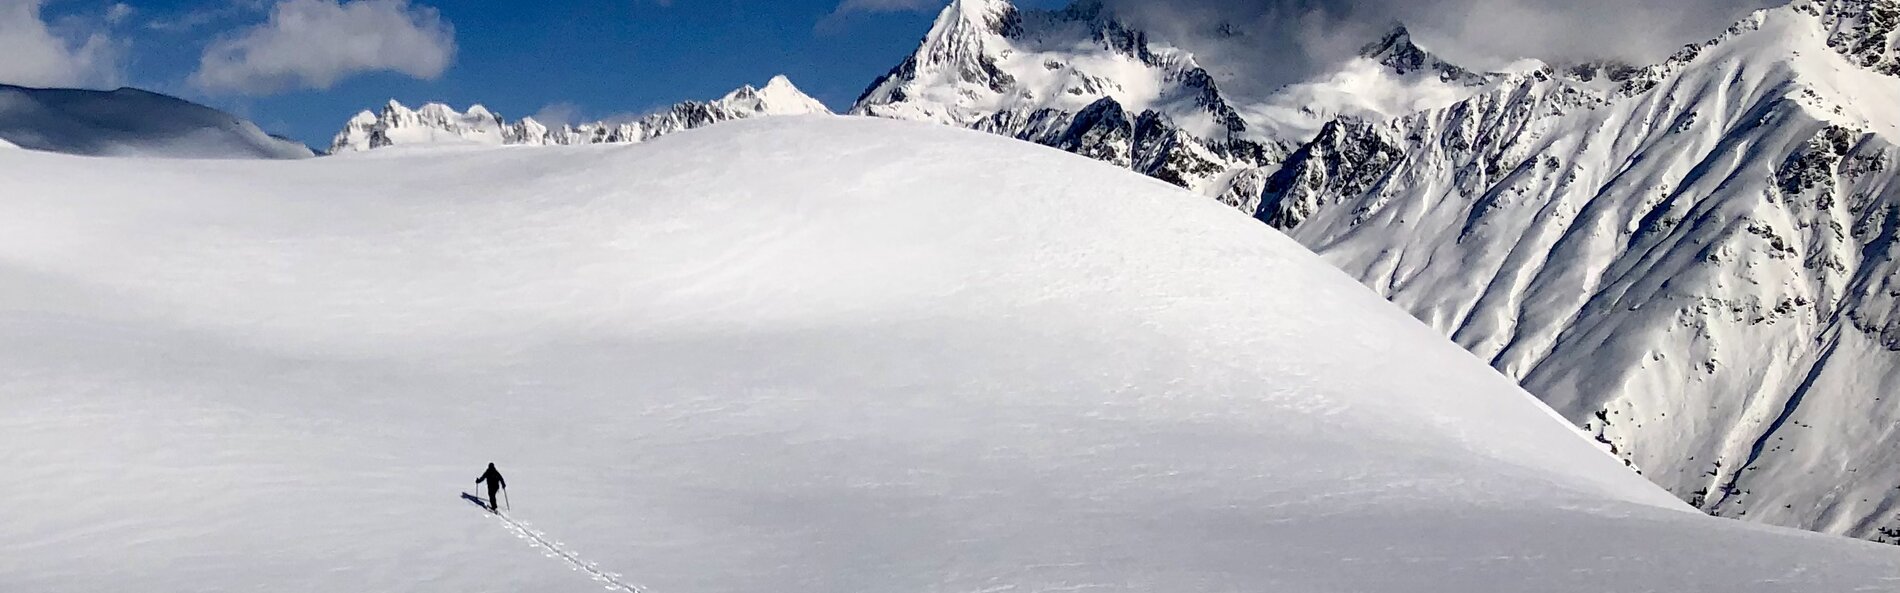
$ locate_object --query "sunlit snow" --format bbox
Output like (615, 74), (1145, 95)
(2, 116), (1896, 592)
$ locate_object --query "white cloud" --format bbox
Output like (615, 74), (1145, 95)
(528, 102), (581, 127)
(191, 0), (455, 95)
(0, 0), (121, 88)
(818, 0), (941, 33)
(1103, 0), (1775, 96)
(146, 2), (263, 33)
(105, 3), (134, 25)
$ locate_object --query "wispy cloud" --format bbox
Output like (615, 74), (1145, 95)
(145, 1), (268, 34)
(814, 0), (1769, 88)
(529, 102), (581, 126)
(105, 3), (134, 25)
(816, 0), (942, 33)
(191, 0), (456, 95)
(1102, 0), (1775, 95)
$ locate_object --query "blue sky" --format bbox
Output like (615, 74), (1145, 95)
(0, 0), (1062, 148)
(4, 0), (1760, 148)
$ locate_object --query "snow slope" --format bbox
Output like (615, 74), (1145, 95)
(0, 84), (312, 159)
(1252, 0), (1900, 539)
(845, 0), (1900, 541)
(1, 116), (1896, 592)
(330, 76), (830, 153)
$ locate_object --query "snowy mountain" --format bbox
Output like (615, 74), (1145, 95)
(848, 0), (1527, 193)
(329, 75), (830, 153)
(0, 84), (312, 159)
(845, 0), (1900, 543)
(849, 0), (1276, 191)
(4, 115), (1898, 592)
(1242, 0), (1900, 540)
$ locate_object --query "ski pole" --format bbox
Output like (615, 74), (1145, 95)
(503, 486), (511, 511)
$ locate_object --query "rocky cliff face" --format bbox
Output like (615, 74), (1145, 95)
(1817, 0), (1900, 74)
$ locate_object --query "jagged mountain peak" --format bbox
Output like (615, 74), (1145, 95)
(897, 0), (1021, 65)
(848, 0), (1019, 115)
(946, 0), (1022, 33)
(1358, 23), (1418, 58)
(853, 0), (1250, 142)
(1357, 23), (1492, 84)
(763, 74), (799, 91)
(415, 102), (472, 119)
(723, 75), (831, 116)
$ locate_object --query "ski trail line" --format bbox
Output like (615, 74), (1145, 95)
(479, 505), (646, 593)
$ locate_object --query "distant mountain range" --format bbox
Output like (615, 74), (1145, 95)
(327, 76), (830, 153)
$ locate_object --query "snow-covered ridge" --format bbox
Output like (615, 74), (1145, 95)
(4, 115), (1899, 592)
(0, 84), (312, 159)
(850, 0), (1282, 192)
(850, 0), (1547, 195)
(1239, 0), (1900, 542)
(849, 0), (1895, 201)
(328, 75), (830, 153)
(1235, 24), (1535, 147)
(837, 0), (1900, 544)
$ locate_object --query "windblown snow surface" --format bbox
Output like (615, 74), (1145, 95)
(1, 117), (1895, 592)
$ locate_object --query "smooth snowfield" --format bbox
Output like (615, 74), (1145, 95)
(1, 117), (1894, 592)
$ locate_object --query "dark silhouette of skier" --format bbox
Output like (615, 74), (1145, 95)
(476, 463), (506, 511)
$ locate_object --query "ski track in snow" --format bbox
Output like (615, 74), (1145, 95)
(481, 505), (645, 593)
